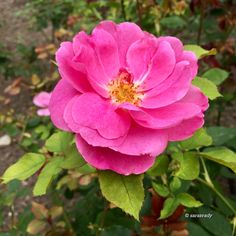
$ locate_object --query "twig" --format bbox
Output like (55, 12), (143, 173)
(197, 0), (205, 45)
(120, 0), (127, 21)
(136, 0), (142, 27)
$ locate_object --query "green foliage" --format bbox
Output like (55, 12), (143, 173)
(177, 193), (202, 207)
(159, 197), (179, 219)
(192, 77), (222, 100)
(45, 131), (73, 152)
(180, 128), (212, 150)
(196, 207), (233, 236)
(173, 152), (200, 180)
(1, 153), (45, 183)
(33, 157), (64, 196)
(184, 45), (217, 59)
(201, 147), (236, 173)
(147, 154), (169, 176)
(98, 171), (144, 220)
(153, 183), (169, 197)
(202, 68), (229, 86)
(170, 177), (182, 193)
(207, 127), (236, 147)
(62, 144), (86, 169)
(160, 16), (186, 29)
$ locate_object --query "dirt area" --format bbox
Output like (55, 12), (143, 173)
(0, 0), (48, 176)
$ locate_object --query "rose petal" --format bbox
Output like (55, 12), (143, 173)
(180, 85), (209, 111)
(76, 134), (156, 175)
(141, 61), (192, 108)
(130, 102), (201, 129)
(56, 42), (93, 93)
(168, 115), (204, 141)
(37, 108), (50, 116)
(110, 122), (168, 156)
(33, 92), (51, 108)
(71, 93), (131, 139)
(49, 79), (78, 131)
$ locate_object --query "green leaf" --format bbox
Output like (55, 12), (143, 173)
(173, 152), (200, 180)
(147, 155), (169, 177)
(177, 193), (202, 207)
(33, 157), (64, 196)
(159, 197), (179, 219)
(202, 68), (229, 85)
(2, 153), (45, 183)
(197, 207), (232, 236)
(192, 77), (222, 100)
(62, 144), (86, 169)
(184, 45), (217, 59)
(98, 171), (144, 220)
(45, 131), (73, 152)
(160, 16), (186, 29)
(187, 222), (211, 236)
(201, 147), (236, 173)
(207, 127), (236, 146)
(153, 183), (170, 197)
(180, 128), (212, 150)
(170, 177), (181, 193)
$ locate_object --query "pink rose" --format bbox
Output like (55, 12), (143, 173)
(33, 92), (51, 116)
(49, 21), (208, 175)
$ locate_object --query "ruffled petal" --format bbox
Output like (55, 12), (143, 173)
(141, 41), (176, 90)
(181, 51), (198, 78)
(130, 102), (201, 129)
(126, 37), (157, 82)
(91, 28), (120, 78)
(141, 61), (192, 108)
(76, 134), (156, 175)
(79, 127), (127, 147)
(49, 79), (78, 131)
(156, 36), (183, 61)
(180, 85), (209, 111)
(70, 93), (131, 139)
(110, 122), (168, 156)
(168, 115), (204, 141)
(56, 42), (93, 93)
(94, 21), (144, 67)
(72, 32), (109, 97)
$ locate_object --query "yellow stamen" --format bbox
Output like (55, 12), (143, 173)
(108, 70), (143, 105)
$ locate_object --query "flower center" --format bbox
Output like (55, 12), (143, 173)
(108, 69), (143, 105)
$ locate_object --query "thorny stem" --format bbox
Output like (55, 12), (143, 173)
(198, 158), (236, 216)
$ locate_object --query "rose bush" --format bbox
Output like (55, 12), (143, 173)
(49, 20), (208, 175)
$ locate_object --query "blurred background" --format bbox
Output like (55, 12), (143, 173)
(0, 0), (235, 235)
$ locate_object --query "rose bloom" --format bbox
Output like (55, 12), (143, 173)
(33, 92), (51, 116)
(49, 21), (208, 175)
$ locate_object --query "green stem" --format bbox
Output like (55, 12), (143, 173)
(197, 177), (236, 215)
(200, 157), (213, 187)
(198, 157), (236, 215)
